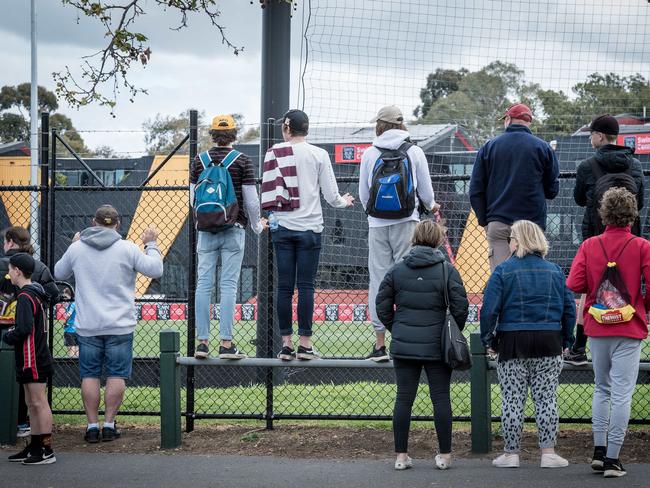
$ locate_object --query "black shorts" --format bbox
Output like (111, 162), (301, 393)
(64, 331), (79, 347)
(16, 367), (52, 385)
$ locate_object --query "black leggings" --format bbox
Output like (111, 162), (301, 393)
(18, 386), (29, 425)
(393, 358), (452, 454)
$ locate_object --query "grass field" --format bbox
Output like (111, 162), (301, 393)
(51, 382), (650, 421)
(52, 319), (650, 359)
(49, 318), (650, 422)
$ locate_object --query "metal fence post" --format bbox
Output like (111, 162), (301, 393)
(40, 112), (49, 265)
(0, 330), (19, 445)
(470, 331), (492, 453)
(47, 128), (57, 408)
(186, 109), (198, 433)
(160, 330), (181, 449)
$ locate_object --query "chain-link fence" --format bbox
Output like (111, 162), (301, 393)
(4, 117), (648, 425)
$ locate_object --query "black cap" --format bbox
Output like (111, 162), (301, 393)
(589, 114), (619, 136)
(281, 109), (309, 135)
(9, 252), (35, 275)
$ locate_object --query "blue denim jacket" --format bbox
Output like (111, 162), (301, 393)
(479, 253), (576, 349)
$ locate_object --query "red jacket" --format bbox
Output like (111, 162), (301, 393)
(567, 226), (650, 340)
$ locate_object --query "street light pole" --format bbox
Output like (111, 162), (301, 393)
(29, 0), (40, 259)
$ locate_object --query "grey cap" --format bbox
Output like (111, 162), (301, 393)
(370, 105), (404, 124)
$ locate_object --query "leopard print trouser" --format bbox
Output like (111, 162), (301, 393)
(497, 356), (562, 452)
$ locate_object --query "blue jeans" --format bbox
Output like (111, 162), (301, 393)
(271, 226), (322, 337)
(78, 333), (134, 380)
(195, 227), (246, 341)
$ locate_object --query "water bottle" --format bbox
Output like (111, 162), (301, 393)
(268, 212), (279, 231)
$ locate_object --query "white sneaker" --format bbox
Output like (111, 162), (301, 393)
(435, 454), (451, 470)
(540, 453), (569, 468)
(394, 456), (413, 470)
(492, 453), (520, 468)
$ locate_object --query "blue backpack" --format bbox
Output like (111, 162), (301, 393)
(193, 149), (240, 233)
(366, 142), (416, 219)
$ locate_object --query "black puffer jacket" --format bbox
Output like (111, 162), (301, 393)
(376, 246), (469, 361)
(0, 249), (59, 304)
(574, 144), (644, 239)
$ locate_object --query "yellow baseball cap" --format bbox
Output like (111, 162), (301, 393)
(211, 114), (236, 131)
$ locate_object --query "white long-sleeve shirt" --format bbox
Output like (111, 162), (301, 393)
(275, 141), (348, 233)
(359, 129), (435, 228)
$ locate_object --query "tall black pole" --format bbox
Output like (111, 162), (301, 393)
(47, 129), (56, 407)
(186, 109), (198, 433)
(257, 0), (291, 430)
(40, 112), (49, 265)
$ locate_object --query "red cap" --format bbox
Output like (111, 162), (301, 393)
(501, 103), (533, 122)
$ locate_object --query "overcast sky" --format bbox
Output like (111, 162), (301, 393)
(2, 0), (649, 154)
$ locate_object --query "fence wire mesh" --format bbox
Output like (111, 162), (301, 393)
(2, 0), (650, 425)
(1, 123), (649, 423)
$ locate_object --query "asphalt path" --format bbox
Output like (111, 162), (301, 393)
(0, 453), (648, 487)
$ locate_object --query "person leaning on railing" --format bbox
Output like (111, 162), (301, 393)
(567, 187), (650, 478)
(376, 220), (468, 471)
(480, 219), (575, 469)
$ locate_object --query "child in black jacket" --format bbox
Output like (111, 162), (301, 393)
(2, 253), (56, 465)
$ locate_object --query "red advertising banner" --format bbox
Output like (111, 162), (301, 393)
(618, 133), (650, 154)
(334, 143), (372, 163)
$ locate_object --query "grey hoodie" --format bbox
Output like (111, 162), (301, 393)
(359, 129), (436, 228)
(54, 227), (164, 337)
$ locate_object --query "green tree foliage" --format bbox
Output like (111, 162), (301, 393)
(416, 65), (650, 144)
(0, 83), (90, 155)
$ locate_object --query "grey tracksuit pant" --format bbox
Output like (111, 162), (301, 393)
(590, 336), (642, 459)
(368, 221), (417, 333)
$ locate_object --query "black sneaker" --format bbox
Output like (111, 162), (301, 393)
(219, 343), (247, 360)
(591, 446), (607, 471)
(296, 345), (321, 360)
(603, 457), (626, 478)
(366, 345), (389, 362)
(22, 448), (56, 465)
(564, 348), (589, 366)
(101, 425), (121, 442)
(277, 346), (296, 361)
(84, 427), (101, 443)
(8, 444), (32, 462)
(194, 343), (209, 359)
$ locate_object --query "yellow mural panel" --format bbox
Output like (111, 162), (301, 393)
(0, 156), (36, 228)
(126, 155), (189, 296)
(455, 209), (490, 294)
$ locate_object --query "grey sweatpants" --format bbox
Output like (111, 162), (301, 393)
(368, 221), (417, 332)
(590, 336), (642, 459)
(486, 221), (512, 272)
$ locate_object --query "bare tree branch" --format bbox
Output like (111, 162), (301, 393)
(54, 0), (289, 113)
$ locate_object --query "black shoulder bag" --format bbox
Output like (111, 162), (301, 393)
(441, 262), (472, 370)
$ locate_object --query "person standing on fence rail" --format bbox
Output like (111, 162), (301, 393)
(480, 220), (575, 469)
(376, 219), (468, 471)
(360, 105), (437, 362)
(566, 114), (644, 367)
(567, 187), (650, 479)
(54, 204), (163, 444)
(469, 103), (559, 272)
(189, 114), (266, 360)
(2, 253), (56, 464)
(262, 109), (354, 360)
(1, 226), (60, 441)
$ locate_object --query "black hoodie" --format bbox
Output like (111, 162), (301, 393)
(2, 282), (53, 383)
(574, 144), (644, 239)
(376, 246), (469, 361)
(0, 248), (60, 304)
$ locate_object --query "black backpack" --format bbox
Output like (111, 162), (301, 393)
(366, 142), (416, 219)
(590, 159), (639, 236)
